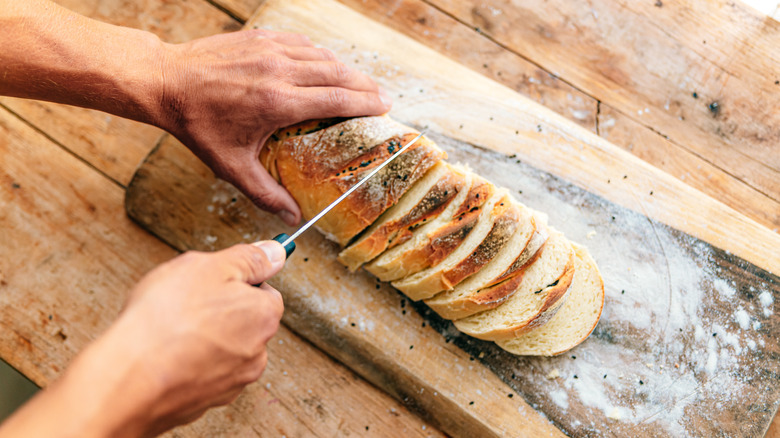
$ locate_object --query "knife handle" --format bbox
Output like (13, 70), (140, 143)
(272, 233), (296, 259)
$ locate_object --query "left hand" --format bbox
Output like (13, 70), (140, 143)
(157, 29), (393, 226)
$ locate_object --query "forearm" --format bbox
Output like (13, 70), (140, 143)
(0, 0), (165, 127)
(0, 322), (158, 438)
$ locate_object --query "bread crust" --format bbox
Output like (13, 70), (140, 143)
(453, 234), (576, 341)
(364, 176), (494, 281)
(428, 228), (547, 320)
(337, 163), (466, 271)
(438, 200), (521, 289)
(496, 245), (604, 356)
(393, 190), (509, 301)
(266, 116), (446, 245)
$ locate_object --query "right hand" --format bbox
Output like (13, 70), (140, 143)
(106, 242), (287, 435)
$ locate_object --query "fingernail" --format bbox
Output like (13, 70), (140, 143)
(379, 87), (392, 108)
(256, 241), (286, 270)
(277, 210), (297, 226)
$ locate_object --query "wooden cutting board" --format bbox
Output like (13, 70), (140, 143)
(125, 0), (780, 436)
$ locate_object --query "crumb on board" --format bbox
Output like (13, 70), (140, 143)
(546, 368), (560, 380)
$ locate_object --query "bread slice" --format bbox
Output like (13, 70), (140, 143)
(496, 244), (604, 356)
(337, 162), (466, 272)
(261, 116), (446, 245)
(392, 189), (512, 301)
(425, 208), (550, 320)
(453, 231), (575, 341)
(364, 173), (494, 281)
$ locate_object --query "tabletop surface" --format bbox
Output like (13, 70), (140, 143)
(0, 0), (777, 436)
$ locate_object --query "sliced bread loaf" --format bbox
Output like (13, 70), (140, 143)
(425, 207), (549, 320)
(496, 244), (604, 356)
(364, 174), (494, 281)
(392, 189), (512, 301)
(453, 231), (575, 341)
(337, 162), (466, 271)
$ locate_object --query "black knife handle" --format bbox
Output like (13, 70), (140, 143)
(272, 233), (296, 259)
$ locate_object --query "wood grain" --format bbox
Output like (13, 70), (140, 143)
(0, 107), (441, 437)
(425, 0), (780, 230)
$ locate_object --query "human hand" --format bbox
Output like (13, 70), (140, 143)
(113, 242), (286, 435)
(157, 29), (393, 226)
(0, 242), (286, 438)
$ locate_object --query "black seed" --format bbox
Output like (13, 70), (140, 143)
(639, 380), (644, 385)
(422, 322), (426, 328)
(507, 393), (513, 398)
(469, 401), (475, 405)
(603, 374), (607, 379)
(351, 322), (356, 327)
(573, 375), (578, 379)
(692, 92), (698, 99)
(303, 258), (309, 262)
(708, 101), (720, 116)
(571, 355), (576, 360)
(376, 284), (380, 290)
(409, 345), (414, 349)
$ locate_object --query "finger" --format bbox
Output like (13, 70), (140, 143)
(292, 61), (379, 92)
(250, 28), (313, 47)
(281, 45), (338, 62)
(255, 282), (284, 311)
(229, 162), (302, 226)
(215, 243), (286, 284)
(290, 86), (392, 120)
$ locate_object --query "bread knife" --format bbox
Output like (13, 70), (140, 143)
(253, 131), (426, 259)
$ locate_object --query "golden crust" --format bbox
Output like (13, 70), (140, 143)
(269, 117), (446, 245)
(438, 201), (522, 290)
(457, 255), (576, 341)
(338, 166), (466, 271)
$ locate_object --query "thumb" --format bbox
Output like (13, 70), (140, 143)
(216, 242), (286, 285)
(231, 163), (302, 227)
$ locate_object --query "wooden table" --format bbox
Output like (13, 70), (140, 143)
(1, 0), (777, 436)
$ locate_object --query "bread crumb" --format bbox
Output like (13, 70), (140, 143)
(586, 230), (596, 239)
(645, 363), (654, 369)
(546, 369), (560, 379)
(478, 352), (485, 359)
(607, 408), (622, 420)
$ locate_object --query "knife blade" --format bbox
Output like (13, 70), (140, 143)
(254, 131), (426, 258)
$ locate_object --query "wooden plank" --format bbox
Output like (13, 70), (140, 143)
(126, 0), (780, 435)
(0, 108), (442, 437)
(425, 0), (780, 229)
(597, 104), (780, 230)
(0, 0), (241, 186)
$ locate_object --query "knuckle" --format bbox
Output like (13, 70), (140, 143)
(318, 47), (337, 61)
(326, 88), (349, 110)
(331, 62), (353, 83)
